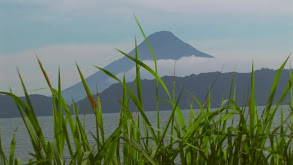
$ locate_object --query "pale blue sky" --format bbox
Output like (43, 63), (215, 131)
(0, 0), (292, 95)
(1, 1), (292, 53)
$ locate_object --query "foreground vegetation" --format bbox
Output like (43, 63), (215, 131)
(1, 17), (293, 165)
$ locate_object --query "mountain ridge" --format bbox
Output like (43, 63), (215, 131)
(0, 94), (53, 118)
(73, 68), (290, 114)
(0, 68), (290, 118)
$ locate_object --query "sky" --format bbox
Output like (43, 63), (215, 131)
(0, 0), (292, 96)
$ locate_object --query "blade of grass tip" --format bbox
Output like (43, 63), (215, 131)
(36, 56), (52, 90)
(173, 61), (176, 102)
(16, 68), (47, 154)
(222, 72), (235, 134)
(135, 16), (161, 141)
(249, 61), (256, 135)
(38, 58), (66, 154)
(265, 55), (290, 117)
(122, 74), (130, 115)
(202, 67), (223, 108)
(230, 85), (237, 127)
(76, 62), (105, 144)
(134, 15), (157, 66)
(135, 37), (143, 105)
(76, 63), (96, 111)
(265, 69), (293, 136)
(9, 128), (18, 165)
(115, 48), (168, 142)
(16, 67), (35, 116)
(37, 57), (66, 156)
(172, 63), (177, 113)
(171, 61), (177, 145)
(96, 88), (105, 143)
(261, 59), (293, 148)
(57, 67), (62, 113)
(185, 89), (205, 113)
(57, 67), (66, 155)
(134, 37), (151, 148)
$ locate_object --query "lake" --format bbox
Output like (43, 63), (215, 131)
(0, 106), (288, 163)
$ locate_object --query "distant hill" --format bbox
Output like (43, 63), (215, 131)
(0, 94), (53, 118)
(73, 68), (291, 114)
(1, 68), (290, 118)
(62, 31), (213, 103)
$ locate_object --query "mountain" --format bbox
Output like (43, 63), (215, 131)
(62, 31), (213, 103)
(0, 94), (53, 118)
(73, 68), (291, 114)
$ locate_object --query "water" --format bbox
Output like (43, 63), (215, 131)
(0, 106), (289, 162)
(0, 113), (120, 162)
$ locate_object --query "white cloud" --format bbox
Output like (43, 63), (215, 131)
(0, 43), (131, 96)
(112, 53), (292, 84)
(1, 41), (290, 96)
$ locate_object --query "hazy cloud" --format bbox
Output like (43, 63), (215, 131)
(0, 43), (131, 95)
(113, 53), (292, 84)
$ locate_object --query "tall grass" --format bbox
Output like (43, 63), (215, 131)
(0, 18), (293, 164)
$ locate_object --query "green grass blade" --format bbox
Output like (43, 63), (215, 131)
(266, 56), (290, 112)
(76, 63), (105, 145)
(135, 37), (143, 106)
(94, 65), (158, 141)
(134, 15), (161, 141)
(123, 138), (158, 165)
(0, 92), (45, 159)
(249, 62), (257, 135)
(49, 141), (63, 165)
(9, 128), (18, 165)
(115, 49), (171, 100)
(94, 118), (128, 163)
(0, 128), (8, 165)
(151, 88), (184, 158)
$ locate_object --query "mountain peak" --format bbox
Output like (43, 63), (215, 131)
(146, 31), (177, 42)
(148, 31), (175, 37)
(62, 30), (214, 102)
(131, 30), (213, 60)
